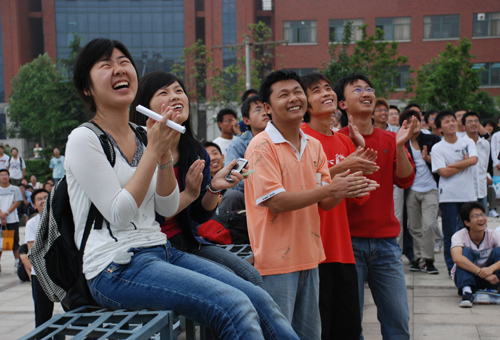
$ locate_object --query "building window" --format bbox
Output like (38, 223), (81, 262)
(392, 66), (411, 89)
(423, 15), (460, 39)
(329, 19), (363, 42)
(283, 20), (317, 44)
(473, 63), (500, 86)
(289, 68), (316, 76)
(473, 12), (500, 37)
(375, 17), (411, 41)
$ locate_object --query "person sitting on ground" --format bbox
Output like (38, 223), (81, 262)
(17, 243), (31, 282)
(213, 108), (240, 156)
(202, 142), (226, 209)
(130, 71), (262, 286)
(29, 175), (42, 190)
(451, 202), (500, 308)
(219, 95), (269, 213)
(24, 188), (53, 327)
(68, 38), (299, 340)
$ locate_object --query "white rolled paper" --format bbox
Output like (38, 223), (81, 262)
(135, 105), (186, 134)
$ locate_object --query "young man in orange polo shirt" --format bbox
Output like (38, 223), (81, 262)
(301, 72), (379, 340)
(244, 70), (378, 339)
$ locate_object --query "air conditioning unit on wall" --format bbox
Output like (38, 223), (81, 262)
(478, 13), (486, 21)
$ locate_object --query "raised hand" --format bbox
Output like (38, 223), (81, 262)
(348, 115), (365, 149)
(396, 116), (416, 147)
(184, 159), (204, 199)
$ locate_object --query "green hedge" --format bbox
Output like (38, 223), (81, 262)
(25, 159), (52, 184)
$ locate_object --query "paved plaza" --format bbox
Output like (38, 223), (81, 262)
(1, 220), (500, 340)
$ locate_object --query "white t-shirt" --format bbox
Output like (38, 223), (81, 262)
(431, 136), (478, 203)
(6, 156), (26, 180)
(0, 154), (9, 170)
(456, 131), (467, 139)
(473, 137), (490, 199)
(213, 136), (233, 156)
(410, 143), (437, 192)
(491, 131), (500, 168)
(450, 228), (500, 279)
(65, 127), (180, 280)
(0, 185), (23, 223)
(24, 213), (40, 276)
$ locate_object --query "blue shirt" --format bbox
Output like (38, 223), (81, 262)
(225, 130), (254, 193)
(50, 155), (65, 179)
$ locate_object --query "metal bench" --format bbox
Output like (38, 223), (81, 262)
(18, 305), (201, 340)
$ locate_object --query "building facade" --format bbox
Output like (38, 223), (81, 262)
(0, 0), (499, 148)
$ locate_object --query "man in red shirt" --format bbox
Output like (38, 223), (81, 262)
(336, 74), (415, 340)
(300, 73), (379, 340)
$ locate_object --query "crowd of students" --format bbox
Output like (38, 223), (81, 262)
(14, 37), (500, 340)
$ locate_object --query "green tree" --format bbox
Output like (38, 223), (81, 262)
(407, 38), (499, 117)
(8, 34), (86, 152)
(322, 22), (409, 99)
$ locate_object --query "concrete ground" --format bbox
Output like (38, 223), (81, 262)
(1, 219), (500, 340)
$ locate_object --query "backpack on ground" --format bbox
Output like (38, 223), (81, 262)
(28, 122), (147, 311)
(197, 210), (250, 245)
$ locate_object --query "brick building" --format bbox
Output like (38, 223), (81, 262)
(0, 0), (498, 146)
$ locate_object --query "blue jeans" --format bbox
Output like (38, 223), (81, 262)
(87, 244), (299, 340)
(351, 237), (410, 340)
(478, 196), (488, 215)
(262, 268), (321, 340)
(455, 247), (500, 292)
(440, 202), (467, 272)
(169, 232), (263, 287)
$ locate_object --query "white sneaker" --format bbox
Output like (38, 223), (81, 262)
(489, 210), (500, 218)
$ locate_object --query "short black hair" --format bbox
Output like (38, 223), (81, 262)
(241, 95), (262, 119)
(32, 188), (49, 202)
(333, 73), (373, 117)
(389, 105), (400, 113)
(217, 108), (237, 123)
(404, 103), (421, 112)
(241, 89), (258, 103)
(301, 73), (334, 123)
(460, 201), (485, 227)
(73, 38), (138, 117)
(11, 147), (18, 153)
(483, 120), (495, 130)
(424, 109), (439, 124)
(435, 110), (455, 129)
(399, 109), (421, 127)
(259, 69), (305, 106)
(18, 184), (26, 189)
(0, 145), (4, 150)
(0, 168), (9, 176)
(203, 141), (222, 155)
(462, 111), (480, 126)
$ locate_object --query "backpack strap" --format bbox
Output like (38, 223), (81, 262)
(129, 122), (148, 147)
(81, 121), (116, 167)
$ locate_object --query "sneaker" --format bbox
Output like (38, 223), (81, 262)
(421, 260), (439, 274)
(410, 259), (421, 271)
(459, 292), (474, 308)
(489, 210), (500, 218)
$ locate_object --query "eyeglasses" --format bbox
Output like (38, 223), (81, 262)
(429, 117), (435, 121)
(389, 112), (399, 117)
(252, 108), (264, 113)
(222, 119), (236, 123)
(353, 87), (375, 95)
(36, 196), (48, 202)
(465, 120), (479, 125)
(471, 212), (486, 219)
(375, 108), (389, 113)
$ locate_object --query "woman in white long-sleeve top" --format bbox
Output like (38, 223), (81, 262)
(66, 38), (299, 340)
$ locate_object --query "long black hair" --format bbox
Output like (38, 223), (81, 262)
(130, 71), (204, 174)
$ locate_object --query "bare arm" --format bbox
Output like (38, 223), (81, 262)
(263, 170), (373, 214)
(451, 246), (482, 274)
(447, 156), (478, 170)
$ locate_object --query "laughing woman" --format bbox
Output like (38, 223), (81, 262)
(66, 38), (298, 340)
(129, 71), (262, 286)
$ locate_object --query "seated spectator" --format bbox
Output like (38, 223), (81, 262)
(29, 175), (42, 190)
(451, 202), (500, 308)
(213, 108), (240, 156)
(130, 71), (262, 287)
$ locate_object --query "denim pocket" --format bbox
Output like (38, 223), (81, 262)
(92, 288), (124, 309)
(90, 262), (125, 309)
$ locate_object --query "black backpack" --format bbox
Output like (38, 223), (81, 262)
(28, 122), (147, 311)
